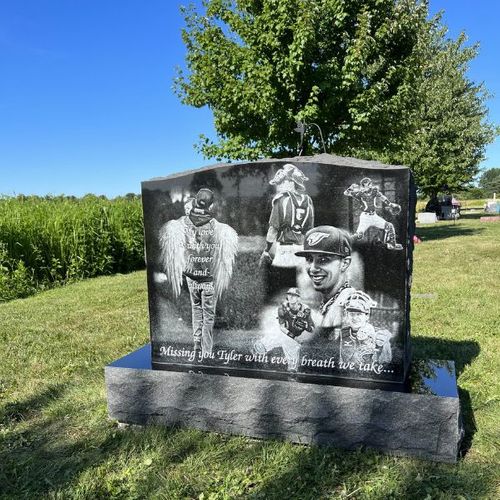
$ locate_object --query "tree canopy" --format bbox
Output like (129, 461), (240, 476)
(479, 168), (500, 197)
(174, 0), (497, 195)
(396, 27), (497, 196)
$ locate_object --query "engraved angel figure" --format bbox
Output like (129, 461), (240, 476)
(155, 188), (238, 358)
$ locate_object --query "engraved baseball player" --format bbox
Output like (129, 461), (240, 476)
(253, 288), (314, 372)
(344, 177), (402, 250)
(260, 163), (314, 267)
(340, 290), (393, 365)
(296, 226), (355, 341)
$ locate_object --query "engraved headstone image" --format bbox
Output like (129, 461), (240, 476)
(142, 156), (415, 385)
(344, 176), (403, 250)
(260, 163), (314, 268)
(107, 155), (462, 463)
(154, 188), (238, 359)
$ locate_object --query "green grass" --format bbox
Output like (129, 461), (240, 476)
(458, 199), (490, 210)
(1, 215), (499, 499)
(415, 198), (489, 212)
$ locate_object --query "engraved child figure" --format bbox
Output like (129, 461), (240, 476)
(156, 188), (238, 358)
(340, 291), (392, 365)
(260, 163), (314, 267)
(253, 288), (314, 372)
(344, 177), (402, 250)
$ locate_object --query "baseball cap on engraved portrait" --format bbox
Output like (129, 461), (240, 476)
(194, 188), (214, 209)
(286, 287), (301, 297)
(344, 291), (377, 314)
(295, 226), (352, 258)
(269, 163), (308, 192)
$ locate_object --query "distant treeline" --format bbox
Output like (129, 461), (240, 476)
(0, 195), (144, 301)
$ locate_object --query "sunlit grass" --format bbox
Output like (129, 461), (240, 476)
(0, 215), (499, 498)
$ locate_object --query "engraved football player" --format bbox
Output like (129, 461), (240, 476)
(260, 163), (314, 267)
(253, 288), (314, 372)
(155, 188), (238, 358)
(340, 291), (393, 365)
(344, 177), (402, 250)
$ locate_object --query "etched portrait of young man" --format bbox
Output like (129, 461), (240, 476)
(296, 225), (355, 338)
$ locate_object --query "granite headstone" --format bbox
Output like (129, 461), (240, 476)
(106, 154), (463, 462)
(141, 154), (415, 387)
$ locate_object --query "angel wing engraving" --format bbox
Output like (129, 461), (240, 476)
(158, 218), (186, 298)
(157, 216), (238, 300)
(212, 220), (238, 300)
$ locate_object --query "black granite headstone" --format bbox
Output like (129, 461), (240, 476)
(141, 154), (416, 386)
(106, 154), (463, 462)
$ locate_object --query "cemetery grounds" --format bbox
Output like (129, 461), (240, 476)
(0, 212), (499, 499)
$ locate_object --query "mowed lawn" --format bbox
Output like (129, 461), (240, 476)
(0, 214), (499, 499)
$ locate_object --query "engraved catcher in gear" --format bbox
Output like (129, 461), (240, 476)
(344, 177), (403, 250)
(260, 163), (314, 267)
(253, 288), (314, 372)
(155, 188), (238, 358)
(340, 290), (393, 365)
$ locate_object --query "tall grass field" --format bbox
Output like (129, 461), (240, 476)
(2, 196), (490, 303)
(0, 196), (144, 301)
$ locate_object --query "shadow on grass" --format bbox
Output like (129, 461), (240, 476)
(0, 382), (231, 498)
(0, 384), (66, 424)
(458, 212), (487, 220)
(241, 447), (494, 500)
(412, 336), (479, 457)
(412, 337), (480, 376)
(0, 335), (493, 499)
(0, 383), (113, 497)
(415, 223), (484, 241)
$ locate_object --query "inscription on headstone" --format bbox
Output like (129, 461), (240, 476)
(142, 156), (415, 385)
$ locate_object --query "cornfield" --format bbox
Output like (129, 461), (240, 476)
(0, 195), (144, 301)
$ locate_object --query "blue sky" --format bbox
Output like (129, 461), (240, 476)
(1, 1), (499, 197)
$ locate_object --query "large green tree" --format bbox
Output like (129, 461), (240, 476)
(479, 167), (500, 197)
(174, 0), (496, 195)
(394, 26), (497, 196)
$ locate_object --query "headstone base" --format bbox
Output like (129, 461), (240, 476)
(105, 345), (463, 463)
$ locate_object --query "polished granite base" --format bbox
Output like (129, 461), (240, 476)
(105, 345), (463, 463)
